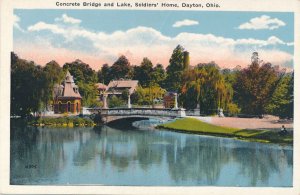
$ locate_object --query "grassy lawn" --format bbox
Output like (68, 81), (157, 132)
(160, 118), (239, 135)
(157, 118), (292, 144)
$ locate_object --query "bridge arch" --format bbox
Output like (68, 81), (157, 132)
(104, 115), (170, 124)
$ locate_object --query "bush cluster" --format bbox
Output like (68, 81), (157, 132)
(29, 117), (95, 127)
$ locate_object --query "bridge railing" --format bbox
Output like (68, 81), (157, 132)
(88, 108), (186, 117)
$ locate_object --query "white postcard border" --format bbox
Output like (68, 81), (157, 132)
(1, 0), (300, 194)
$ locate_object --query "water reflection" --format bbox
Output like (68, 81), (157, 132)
(10, 124), (293, 186)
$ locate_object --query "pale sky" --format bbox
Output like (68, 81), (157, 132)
(13, 10), (294, 70)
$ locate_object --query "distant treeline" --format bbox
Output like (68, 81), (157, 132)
(11, 45), (293, 118)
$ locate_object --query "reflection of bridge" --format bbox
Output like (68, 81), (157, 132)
(87, 108), (186, 123)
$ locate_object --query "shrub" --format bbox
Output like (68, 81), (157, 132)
(109, 95), (125, 108)
(227, 103), (241, 116)
(28, 116), (95, 127)
(73, 117), (85, 126)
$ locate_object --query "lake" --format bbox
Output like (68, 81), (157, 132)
(10, 121), (293, 186)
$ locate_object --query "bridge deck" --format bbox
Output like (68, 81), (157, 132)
(88, 108), (186, 118)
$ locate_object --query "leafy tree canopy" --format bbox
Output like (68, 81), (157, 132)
(165, 45), (186, 92)
(109, 55), (132, 80)
(234, 61), (280, 115)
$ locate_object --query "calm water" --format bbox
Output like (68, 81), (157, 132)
(10, 122), (293, 186)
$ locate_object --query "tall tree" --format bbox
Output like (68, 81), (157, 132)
(43, 60), (64, 109)
(152, 64), (166, 87)
(109, 55), (132, 80)
(165, 45), (186, 92)
(63, 59), (97, 83)
(266, 73), (294, 118)
(133, 57), (153, 87)
(287, 72), (294, 118)
(234, 60), (279, 116)
(97, 63), (110, 85)
(11, 53), (46, 117)
(181, 62), (233, 114)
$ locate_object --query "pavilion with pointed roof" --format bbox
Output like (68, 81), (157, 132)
(53, 71), (82, 114)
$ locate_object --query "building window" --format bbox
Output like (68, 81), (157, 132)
(76, 102), (79, 113)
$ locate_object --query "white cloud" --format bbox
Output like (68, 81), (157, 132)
(28, 22), (66, 34)
(55, 14), (81, 24)
(238, 15), (286, 30)
(13, 14), (25, 32)
(172, 19), (199, 28)
(235, 36), (288, 47)
(266, 36), (285, 45)
(21, 19), (293, 70)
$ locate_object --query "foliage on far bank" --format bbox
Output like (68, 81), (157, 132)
(28, 117), (95, 127)
(131, 85), (166, 106)
(234, 61), (293, 117)
(158, 118), (293, 144)
(12, 46), (293, 119)
(180, 62), (236, 115)
(11, 53), (64, 117)
(11, 53), (101, 117)
(108, 95), (126, 108)
(265, 73), (294, 119)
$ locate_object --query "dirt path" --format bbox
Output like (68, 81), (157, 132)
(189, 115), (293, 130)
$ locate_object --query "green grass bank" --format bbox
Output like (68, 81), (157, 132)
(157, 118), (293, 144)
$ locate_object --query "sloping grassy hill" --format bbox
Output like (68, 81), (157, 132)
(158, 118), (292, 144)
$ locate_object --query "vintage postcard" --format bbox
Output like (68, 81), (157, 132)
(0, 0), (299, 194)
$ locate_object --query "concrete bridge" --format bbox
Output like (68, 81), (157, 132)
(87, 108), (186, 123)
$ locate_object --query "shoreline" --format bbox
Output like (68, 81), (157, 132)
(12, 116), (293, 144)
(159, 126), (292, 145)
(157, 117), (293, 145)
(12, 116), (96, 128)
